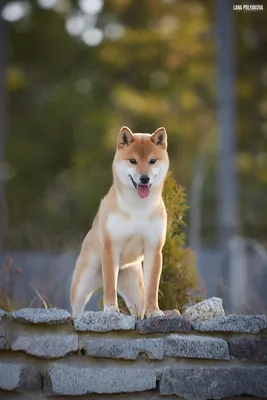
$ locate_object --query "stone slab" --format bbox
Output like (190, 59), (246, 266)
(11, 334), (78, 358)
(46, 364), (157, 395)
(160, 366), (267, 399)
(74, 311), (135, 332)
(136, 316), (191, 334)
(0, 362), (41, 391)
(86, 338), (164, 360)
(0, 337), (5, 350)
(11, 308), (71, 324)
(0, 326), (6, 350)
(229, 336), (267, 362)
(164, 334), (230, 360)
(193, 315), (267, 334)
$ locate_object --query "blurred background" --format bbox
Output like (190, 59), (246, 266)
(0, 0), (266, 313)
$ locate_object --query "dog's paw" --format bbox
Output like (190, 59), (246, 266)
(145, 309), (164, 319)
(71, 312), (78, 319)
(104, 305), (120, 314)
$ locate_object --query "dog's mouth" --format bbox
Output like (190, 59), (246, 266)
(129, 175), (151, 199)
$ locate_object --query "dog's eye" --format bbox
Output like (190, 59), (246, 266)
(129, 159), (137, 165)
(149, 159), (157, 165)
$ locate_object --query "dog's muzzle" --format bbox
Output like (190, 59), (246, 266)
(129, 175), (137, 189)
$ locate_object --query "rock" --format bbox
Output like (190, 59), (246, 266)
(0, 362), (41, 391)
(11, 334), (78, 358)
(229, 336), (267, 362)
(0, 326), (6, 350)
(136, 316), (191, 334)
(164, 334), (230, 360)
(46, 364), (157, 395)
(0, 337), (5, 350)
(160, 366), (267, 399)
(85, 338), (164, 360)
(193, 315), (267, 334)
(12, 308), (71, 324)
(74, 311), (135, 332)
(183, 297), (225, 323)
(163, 310), (181, 317)
(0, 309), (6, 319)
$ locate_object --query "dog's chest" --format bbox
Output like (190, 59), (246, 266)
(106, 211), (163, 246)
(120, 235), (144, 266)
(107, 212), (149, 238)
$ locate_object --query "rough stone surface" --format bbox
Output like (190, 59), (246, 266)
(12, 308), (71, 324)
(160, 366), (267, 399)
(86, 338), (164, 360)
(164, 334), (230, 360)
(0, 337), (5, 350)
(0, 309), (6, 319)
(11, 334), (78, 358)
(136, 316), (191, 334)
(163, 310), (181, 317)
(0, 393), (45, 400)
(0, 362), (41, 391)
(0, 326), (6, 350)
(229, 336), (267, 362)
(183, 297), (225, 323)
(0, 363), (22, 391)
(193, 314), (267, 334)
(74, 311), (135, 332)
(46, 364), (157, 395)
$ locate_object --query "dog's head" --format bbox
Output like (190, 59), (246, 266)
(113, 126), (169, 199)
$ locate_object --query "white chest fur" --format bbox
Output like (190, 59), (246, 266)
(106, 210), (165, 248)
(107, 210), (165, 267)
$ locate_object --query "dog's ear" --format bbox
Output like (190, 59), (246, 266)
(117, 126), (135, 149)
(151, 127), (167, 149)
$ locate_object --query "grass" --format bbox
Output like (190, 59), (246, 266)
(0, 293), (15, 312)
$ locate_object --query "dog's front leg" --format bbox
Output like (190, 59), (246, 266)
(143, 247), (164, 318)
(102, 245), (120, 313)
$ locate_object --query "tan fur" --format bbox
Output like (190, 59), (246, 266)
(70, 126), (169, 318)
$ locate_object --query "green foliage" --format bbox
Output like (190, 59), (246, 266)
(160, 171), (202, 312)
(5, 0), (215, 249)
(3, 0), (267, 250)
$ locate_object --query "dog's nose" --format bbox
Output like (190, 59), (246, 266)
(140, 175), (150, 185)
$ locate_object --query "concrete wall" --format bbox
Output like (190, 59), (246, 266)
(0, 308), (267, 399)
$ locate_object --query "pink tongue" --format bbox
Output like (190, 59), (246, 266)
(137, 185), (150, 199)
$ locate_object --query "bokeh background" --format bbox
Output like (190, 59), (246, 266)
(0, 0), (267, 313)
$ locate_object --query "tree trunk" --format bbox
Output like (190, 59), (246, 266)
(0, 3), (6, 255)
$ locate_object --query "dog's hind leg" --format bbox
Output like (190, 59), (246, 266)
(70, 250), (101, 318)
(117, 263), (145, 319)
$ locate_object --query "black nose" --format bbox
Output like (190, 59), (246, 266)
(140, 175), (150, 185)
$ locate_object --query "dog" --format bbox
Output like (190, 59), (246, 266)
(70, 126), (169, 319)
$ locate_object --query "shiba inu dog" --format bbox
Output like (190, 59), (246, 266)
(70, 126), (169, 319)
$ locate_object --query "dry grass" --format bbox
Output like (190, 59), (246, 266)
(0, 293), (15, 312)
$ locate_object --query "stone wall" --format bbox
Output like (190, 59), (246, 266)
(0, 305), (267, 399)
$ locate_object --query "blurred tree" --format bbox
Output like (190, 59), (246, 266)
(0, 1), (7, 254)
(235, 6), (267, 245)
(3, 0), (267, 252)
(194, 2), (267, 247)
(4, 0), (214, 249)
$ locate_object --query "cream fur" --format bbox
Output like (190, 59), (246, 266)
(70, 127), (169, 319)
